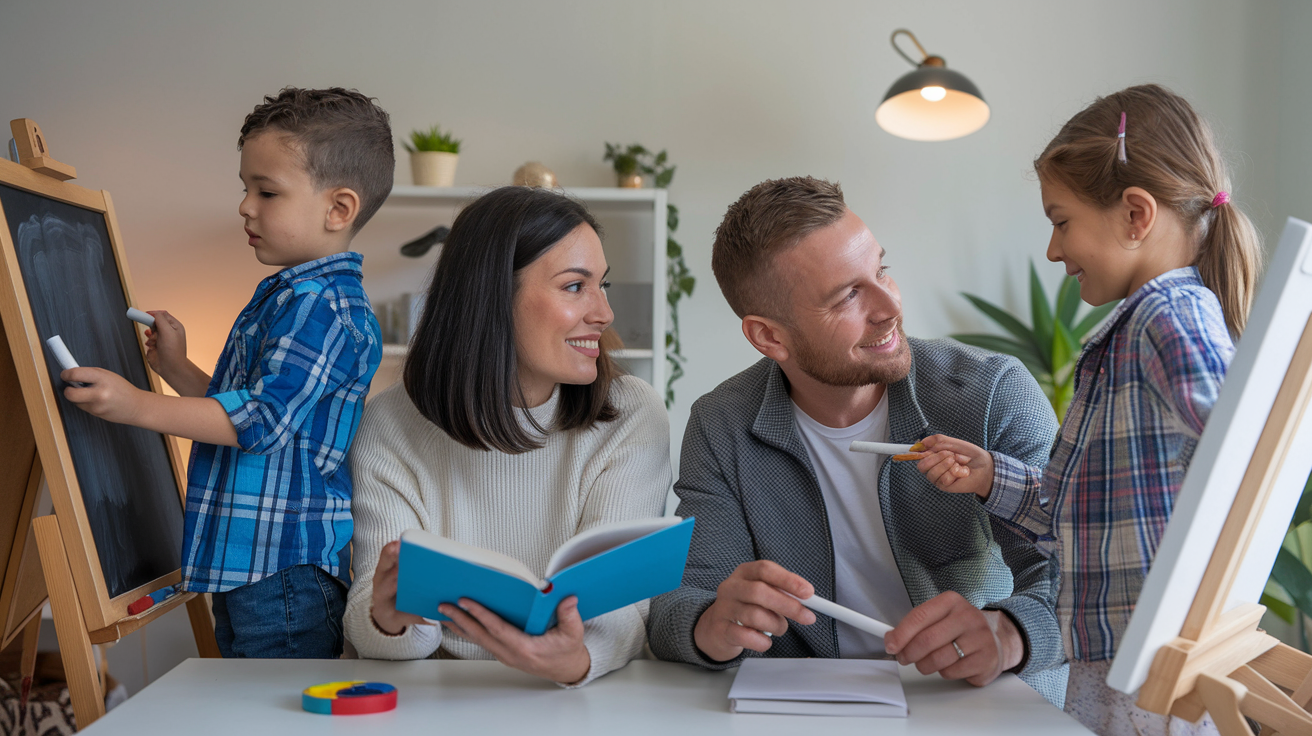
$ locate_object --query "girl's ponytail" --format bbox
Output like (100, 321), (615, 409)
(1197, 196), (1262, 335)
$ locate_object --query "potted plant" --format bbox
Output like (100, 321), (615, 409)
(604, 143), (648, 188)
(405, 125), (461, 187)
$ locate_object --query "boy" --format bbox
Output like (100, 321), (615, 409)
(62, 87), (390, 658)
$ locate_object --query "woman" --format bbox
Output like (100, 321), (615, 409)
(343, 186), (671, 686)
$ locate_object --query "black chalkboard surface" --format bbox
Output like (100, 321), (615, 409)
(0, 183), (183, 599)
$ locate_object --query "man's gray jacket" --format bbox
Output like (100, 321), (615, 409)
(647, 337), (1068, 704)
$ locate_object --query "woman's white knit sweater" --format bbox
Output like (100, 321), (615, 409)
(343, 375), (671, 686)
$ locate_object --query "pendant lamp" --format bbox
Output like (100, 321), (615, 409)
(875, 29), (990, 141)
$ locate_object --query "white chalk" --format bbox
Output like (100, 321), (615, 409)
(849, 441), (916, 456)
(126, 308), (155, 328)
(45, 336), (89, 387)
(787, 592), (894, 637)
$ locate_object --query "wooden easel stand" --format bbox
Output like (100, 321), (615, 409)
(1137, 315), (1312, 735)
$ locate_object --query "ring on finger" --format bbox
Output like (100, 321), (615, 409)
(952, 640), (965, 659)
(734, 620), (773, 638)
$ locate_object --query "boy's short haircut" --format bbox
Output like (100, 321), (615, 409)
(239, 87), (394, 233)
(711, 176), (847, 319)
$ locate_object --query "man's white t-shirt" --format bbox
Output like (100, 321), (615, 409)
(792, 392), (914, 658)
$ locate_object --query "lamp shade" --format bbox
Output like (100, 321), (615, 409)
(876, 65), (990, 141)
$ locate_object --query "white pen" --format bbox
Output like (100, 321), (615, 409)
(786, 592), (894, 637)
(849, 441), (916, 456)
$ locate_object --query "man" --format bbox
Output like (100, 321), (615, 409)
(648, 177), (1067, 704)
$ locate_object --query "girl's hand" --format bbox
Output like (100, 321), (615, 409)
(369, 540), (432, 636)
(909, 434), (996, 500)
(440, 596), (591, 685)
(143, 310), (188, 377)
(62, 367), (146, 424)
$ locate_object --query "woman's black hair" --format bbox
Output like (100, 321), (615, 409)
(403, 186), (620, 453)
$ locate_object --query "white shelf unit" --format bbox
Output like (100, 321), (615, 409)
(358, 185), (667, 393)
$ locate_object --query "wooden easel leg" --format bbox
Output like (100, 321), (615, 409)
(17, 614), (39, 724)
(33, 515), (104, 729)
(185, 594), (220, 658)
(1195, 674), (1254, 736)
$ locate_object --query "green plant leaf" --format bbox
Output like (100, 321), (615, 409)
(1029, 262), (1055, 362)
(654, 168), (675, 189)
(1072, 301), (1119, 341)
(667, 239), (682, 259)
(667, 205), (679, 231)
(1293, 473), (1312, 527)
(950, 334), (1046, 375)
(1261, 592), (1299, 624)
(1056, 275), (1082, 328)
(1271, 546), (1312, 616)
(961, 294), (1036, 346)
(679, 275), (696, 295)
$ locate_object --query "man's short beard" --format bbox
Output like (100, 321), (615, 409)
(791, 321), (913, 387)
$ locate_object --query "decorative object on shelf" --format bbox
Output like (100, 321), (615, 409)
(603, 143), (674, 189)
(600, 143), (694, 407)
(404, 125), (462, 186)
(378, 292), (427, 345)
(950, 261), (1117, 422)
(400, 225), (450, 258)
(512, 162), (558, 188)
(875, 29), (989, 141)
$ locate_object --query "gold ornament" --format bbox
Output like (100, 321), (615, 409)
(512, 162), (558, 188)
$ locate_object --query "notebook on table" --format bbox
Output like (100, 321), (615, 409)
(727, 657), (908, 717)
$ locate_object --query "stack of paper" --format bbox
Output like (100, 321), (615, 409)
(727, 658), (908, 717)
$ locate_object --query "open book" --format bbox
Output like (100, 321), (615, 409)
(728, 658), (908, 717)
(395, 516), (694, 635)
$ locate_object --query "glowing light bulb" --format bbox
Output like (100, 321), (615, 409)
(920, 86), (947, 102)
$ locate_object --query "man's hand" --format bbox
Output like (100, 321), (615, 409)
(883, 591), (1024, 687)
(62, 367), (147, 424)
(441, 597), (591, 685)
(692, 560), (817, 663)
(369, 540), (434, 636)
(910, 434), (995, 500)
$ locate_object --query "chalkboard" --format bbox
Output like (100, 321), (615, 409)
(0, 183), (183, 599)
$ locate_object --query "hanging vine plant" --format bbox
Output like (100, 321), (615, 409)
(603, 144), (695, 407)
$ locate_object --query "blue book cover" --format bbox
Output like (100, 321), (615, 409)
(396, 516), (695, 635)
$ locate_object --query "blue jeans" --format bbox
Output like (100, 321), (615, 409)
(211, 565), (346, 659)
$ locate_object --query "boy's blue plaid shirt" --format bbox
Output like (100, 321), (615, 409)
(181, 251), (381, 593)
(985, 267), (1233, 662)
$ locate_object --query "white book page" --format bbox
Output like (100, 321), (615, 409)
(544, 516), (682, 578)
(727, 658), (906, 705)
(401, 529), (546, 589)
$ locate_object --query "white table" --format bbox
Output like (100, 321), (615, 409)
(82, 659), (1090, 735)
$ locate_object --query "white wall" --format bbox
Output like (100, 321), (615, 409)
(3, 0), (1309, 693)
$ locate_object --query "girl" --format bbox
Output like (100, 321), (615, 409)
(911, 84), (1262, 734)
(343, 187), (671, 686)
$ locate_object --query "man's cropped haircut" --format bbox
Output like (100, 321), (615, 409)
(711, 177), (847, 319)
(239, 87), (395, 233)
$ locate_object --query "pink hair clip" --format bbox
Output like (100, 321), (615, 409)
(1211, 191), (1230, 208)
(1117, 112), (1127, 164)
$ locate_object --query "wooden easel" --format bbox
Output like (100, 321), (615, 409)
(0, 119), (219, 730)
(1136, 313), (1312, 735)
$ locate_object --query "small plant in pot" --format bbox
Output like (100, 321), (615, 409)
(604, 143), (649, 188)
(405, 125), (461, 187)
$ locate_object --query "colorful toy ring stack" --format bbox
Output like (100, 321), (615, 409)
(302, 681), (397, 715)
